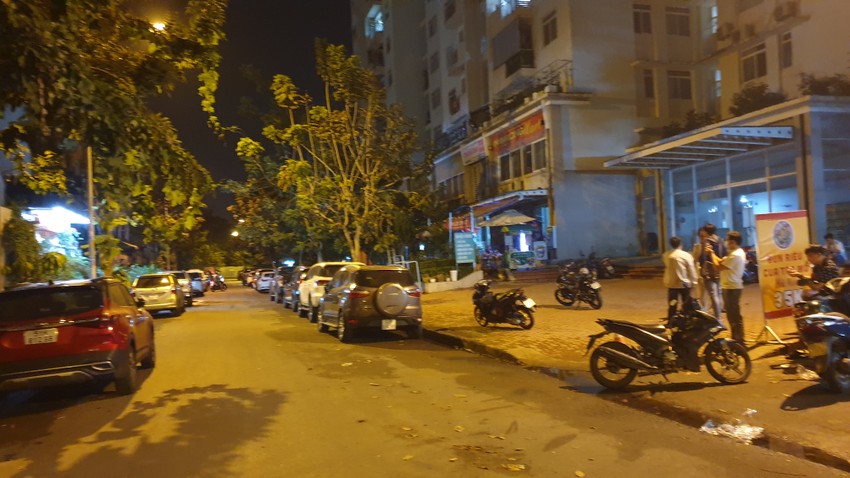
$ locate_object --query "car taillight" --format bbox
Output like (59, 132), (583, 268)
(407, 289), (421, 298)
(350, 290), (371, 299)
(75, 308), (116, 329)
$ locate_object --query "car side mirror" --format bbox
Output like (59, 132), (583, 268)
(136, 298), (146, 308)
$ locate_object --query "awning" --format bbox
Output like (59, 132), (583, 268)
(478, 209), (536, 227)
(605, 126), (794, 169)
(446, 189), (547, 231)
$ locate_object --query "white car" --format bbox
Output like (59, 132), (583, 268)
(255, 271), (274, 293)
(297, 262), (363, 322)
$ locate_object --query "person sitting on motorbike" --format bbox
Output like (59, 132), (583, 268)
(787, 244), (840, 298)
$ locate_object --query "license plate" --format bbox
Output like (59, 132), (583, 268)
(590, 282), (601, 289)
(522, 298), (536, 308)
(24, 328), (58, 345)
(381, 319), (397, 330)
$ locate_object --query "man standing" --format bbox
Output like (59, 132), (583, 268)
(692, 224), (725, 320)
(707, 231), (746, 342)
(664, 236), (698, 320)
(824, 233), (846, 265)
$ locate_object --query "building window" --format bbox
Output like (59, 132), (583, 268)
(643, 69), (655, 98)
(511, 150), (522, 178)
(714, 69), (722, 98)
(431, 88), (441, 109)
(447, 45), (459, 67)
(428, 16), (437, 37)
(444, 0), (456, 21)
(500, 154), (511, 181)
(780, 32), (793, 69)
(533, 140), (547, 170)
(709, 5), (718, 33)
(429, 52), (440, 73)
(523, 144), (533, 175)
(543, 12), (557, 45)
(665, 7), (690, 36)
(633, 4), (652, 34)
(668, 70), (692, 100)
(448, 88), (460, 115)
(742, 43), (767, 81)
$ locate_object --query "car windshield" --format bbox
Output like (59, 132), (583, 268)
(0, 286), (103, 322)
(355, 270), (415, 288)
(136, 276), (171, 288)
(321, 265), (346, 277)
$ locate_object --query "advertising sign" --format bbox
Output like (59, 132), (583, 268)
(454, 232), (477, 264)
(508, 251), (536, 270)
(755, 210), (810, 319)
(489, 110), (545, 157)
(461, 137), (487, 165)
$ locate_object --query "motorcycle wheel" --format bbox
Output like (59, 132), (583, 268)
(554, 288), (576, 306)
(516, 309), (534, 330)
(704, 340), (752, 384)
(588, 291), (603, 310)
(473, 306), (489, 326)
(824, 353), (850, 394)
(221, 283), (228, 291)
(589, 342), (638, 390)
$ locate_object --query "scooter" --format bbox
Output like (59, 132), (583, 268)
(472, 280), (535, 329)
(788, 277), (850, 393)
(555, 265), (602, 309)
(208, 274), (228, 292)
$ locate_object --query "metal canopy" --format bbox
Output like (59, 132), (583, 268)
(605, 126), (794, 169)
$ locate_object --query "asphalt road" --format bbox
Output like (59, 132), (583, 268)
(0, 286), (845, 477)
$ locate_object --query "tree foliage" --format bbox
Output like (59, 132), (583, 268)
(660, 110), (719, 139)
(249, 42), (424, 260)
(799, 73), (850, 96)
(0, 0), (227, 272)
(729, 82), (787, 117)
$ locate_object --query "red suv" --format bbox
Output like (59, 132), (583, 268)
(0, 278), (156, 395)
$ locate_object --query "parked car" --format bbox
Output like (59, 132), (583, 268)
(251, 269), (273, 290)
(255, 271), (275, 293)
(0, 278), (156, 395)
(132, 273), (185, 316)
(187, 269), (206, 296)
(269, 265), (295, 303)
(298, 262), (364, 321)
(316, 264), (423, 342)
(283, 266), (309, 310)
(163, 270), (194, 307)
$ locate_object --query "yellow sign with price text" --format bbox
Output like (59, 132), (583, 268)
(756, 210), (810, 320)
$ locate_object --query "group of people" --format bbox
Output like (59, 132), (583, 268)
(663, 224), (845, 343)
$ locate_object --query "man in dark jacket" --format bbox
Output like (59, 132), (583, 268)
(787, 244), (840, 298)
(692, 224), (726, 320)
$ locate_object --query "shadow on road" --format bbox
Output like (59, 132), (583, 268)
(780, 383), (850, 411)
(1, 384), (286, 477)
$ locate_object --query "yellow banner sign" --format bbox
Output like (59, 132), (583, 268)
(755, 210), (810, 319)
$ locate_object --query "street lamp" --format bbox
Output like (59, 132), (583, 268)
(231, 230), (239, 237)
(151, 21), (166, 32)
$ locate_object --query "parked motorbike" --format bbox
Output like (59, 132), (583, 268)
(208, 274), (228, 292)
(789, 277), (850, 393)
(585, 299), (751, 390)
(472, 280), (535, 329)
(586, 253), (616, 279)
(555, 264), (602, 309)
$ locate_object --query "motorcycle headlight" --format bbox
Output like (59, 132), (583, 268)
(579, 267), (589, 275)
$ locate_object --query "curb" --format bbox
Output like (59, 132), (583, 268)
(422, 326), (850, 474)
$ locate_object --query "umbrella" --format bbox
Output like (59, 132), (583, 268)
(477, 209), (536, 227)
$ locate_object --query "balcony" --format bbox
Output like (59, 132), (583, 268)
(492, 59), (573, 117)
(434, 119), (469, 152)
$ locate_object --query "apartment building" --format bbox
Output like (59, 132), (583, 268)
(609, 0), (850, 251)
(353, 0), (850, 261)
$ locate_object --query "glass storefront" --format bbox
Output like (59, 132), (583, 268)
(666, 148), (798, 250)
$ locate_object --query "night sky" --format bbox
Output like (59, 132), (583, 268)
(152, 0), (352, 215)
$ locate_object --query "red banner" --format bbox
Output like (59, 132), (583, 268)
(489, 111), (545, 156)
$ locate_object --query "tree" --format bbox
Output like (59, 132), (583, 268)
(660, 110), (719, 139)
(0, 0), (227, 272)
(254, 42), (420, 261)
(729, 82), (787, 117)
(799, 73), (850, 96)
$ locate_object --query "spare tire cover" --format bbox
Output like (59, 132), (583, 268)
(375, 283), (408, 317)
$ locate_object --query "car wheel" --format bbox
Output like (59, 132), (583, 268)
(173, 302), (184, 317)
(140, 333), (156, 369)
(407, 324), (423, 339)
(186, 296), (193, 307)
(310, 306), (319, 323)
(293, 296), (301, 314)
(317, 307), (329, 333)
(337, 316), (354, 343)
(114, 346), (138, 395)
(276, 291), (283, 304)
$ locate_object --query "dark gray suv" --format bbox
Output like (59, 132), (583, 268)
(316, 265), (423, 342)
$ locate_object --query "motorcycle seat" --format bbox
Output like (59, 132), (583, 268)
(603, 318), (667, 333)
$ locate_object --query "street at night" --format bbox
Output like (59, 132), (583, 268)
(0, 286), (846, 477)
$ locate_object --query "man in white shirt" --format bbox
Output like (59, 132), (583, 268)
(663, 236), (698, 321)
(707, 231), (746, 342)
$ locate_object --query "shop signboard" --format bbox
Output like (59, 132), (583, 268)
(454, 232), (477, 264)
(489, 110), (545, 157)
(755, 210), (810, 319)
(461, 137), (487, 165)
(508, 251), (536, 270)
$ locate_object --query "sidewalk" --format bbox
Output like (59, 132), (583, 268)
(420, 278), (850, 473)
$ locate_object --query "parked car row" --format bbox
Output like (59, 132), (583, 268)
(267, 262), (423, 343)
